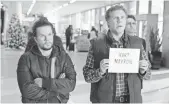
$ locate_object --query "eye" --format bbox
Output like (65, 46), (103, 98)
(133, 23), (136, 25)
(127, 23), (130, 25)
(38, 34), (45, 39)
(113, 17), (118, 20)
(40, 34), (45, 38)
(48, 33), (53, 36)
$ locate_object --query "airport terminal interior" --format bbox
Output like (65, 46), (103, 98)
(1, 0), (169, 103)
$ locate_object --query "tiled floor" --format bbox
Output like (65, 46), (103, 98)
(1, 48), (169, 103)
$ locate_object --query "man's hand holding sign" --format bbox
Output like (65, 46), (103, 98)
(100, 48), (149, 74)
(100, 59), (109, 75)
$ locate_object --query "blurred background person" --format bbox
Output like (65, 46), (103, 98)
(1, 4), (7, 45)
(88, 26), (98, 40)
(125, 15), (146, 51)
(65, 25), (73, 50)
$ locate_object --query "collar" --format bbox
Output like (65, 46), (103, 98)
(106, 30), (129, 45)
(31, 45), (61, 58)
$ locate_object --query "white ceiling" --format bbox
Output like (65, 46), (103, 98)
(2, 0), (124, 17)
(56, 1), (119, 16)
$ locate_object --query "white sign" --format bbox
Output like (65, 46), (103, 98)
(108, 48), (140, 73)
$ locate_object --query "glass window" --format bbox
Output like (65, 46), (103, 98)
(84, 11), (88, 24)
(152, 0), (164, 37)
(101, 7), (105, 16)
(95, 8), (100, 24)
(88, 10), (91, 24)
(139, 1), (148, 14)
(152, 0), (164, 22)
(152, 0), (164, 16)
(91, 9), (95, 26)
(76, 13), (81, 28)
(128, 1), (137, 15)
(158, 21), (163, 37)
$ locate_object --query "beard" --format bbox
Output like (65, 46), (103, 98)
(40, 46), (53, 51)
(40, 42), (53, 51)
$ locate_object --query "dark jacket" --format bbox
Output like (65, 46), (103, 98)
(65, 28), (73, 41)
(25, 35), (64, 52)
(142, 38), (146, 51)
(17, 44), (76, 103)
(90, 34), (143, 103)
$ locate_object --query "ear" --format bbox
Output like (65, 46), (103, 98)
(107, 21), (110, 28)
(34, 37), (38, 43)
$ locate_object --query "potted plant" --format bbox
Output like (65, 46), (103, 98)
(149, 27), (163, 69)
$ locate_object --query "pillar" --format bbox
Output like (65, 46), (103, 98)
(16, 2), (22, 24)
(162, 1), (169, 68)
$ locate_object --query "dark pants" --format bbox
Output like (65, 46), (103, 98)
(66, 37), (70, 50)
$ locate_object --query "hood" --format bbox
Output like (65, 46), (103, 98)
(30, 44), (62, 58)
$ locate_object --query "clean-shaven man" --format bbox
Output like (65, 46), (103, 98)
(83, 5), (151, 103)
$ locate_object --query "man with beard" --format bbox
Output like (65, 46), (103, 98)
(25, 17), (64, 52)
(17, 18), (76, 103)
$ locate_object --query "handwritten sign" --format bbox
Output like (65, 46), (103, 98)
(108, 48), (140, 73)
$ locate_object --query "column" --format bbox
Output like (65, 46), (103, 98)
(136, 1), (139, 38)
(16, 2), (22, 24)
(148, 1), (152, 14)
(162, 1), (169, 68)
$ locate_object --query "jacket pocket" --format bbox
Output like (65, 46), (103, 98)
(98, 74), (113, 92)
(57, 93), (69, 103)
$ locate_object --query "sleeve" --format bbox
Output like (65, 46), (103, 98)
(82, 45), (103, 83)
(138, 45), (151, 80)
(142, 39), (146, 51)
(17, 54), (56, 101)
(42, 53), (76, 94)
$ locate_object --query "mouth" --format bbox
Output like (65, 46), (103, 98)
(117, 25), (123, 28)
(45, 42), (52, 45)
(118, 25), (123, 27)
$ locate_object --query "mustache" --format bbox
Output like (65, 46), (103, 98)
(44, 41), (52, 44)
(41, 46), (53, 51)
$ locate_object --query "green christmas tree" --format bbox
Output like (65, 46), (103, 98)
(7, 14), (26, 49)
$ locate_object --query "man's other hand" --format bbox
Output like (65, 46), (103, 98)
(139, 60), (149, 74)
(100, 59), (109, 75)
(34, 78), (42, 87)
(59, 73), (66, 79)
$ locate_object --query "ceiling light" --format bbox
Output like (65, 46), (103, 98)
(58, 5), (63, 9)
(70, 0), (76, 4)
(27, 0), (36, 16)
(44, 0), (76, 16)
(63, 3), (68, 7)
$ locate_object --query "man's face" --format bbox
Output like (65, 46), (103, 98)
(125, 18), (137, 35)
(107, 10), (127, 35)
(35, 25), (54, 50)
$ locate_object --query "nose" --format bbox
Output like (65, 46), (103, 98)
(117, 17), (120, 23)
(131, 23), (136, 28)
(44, 36), (50, 41)
(117, 17), (122, 23)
